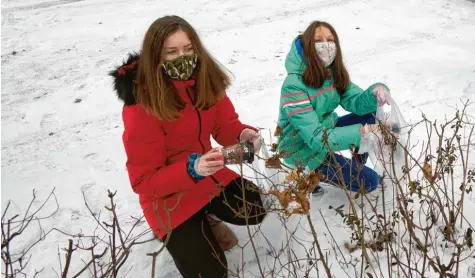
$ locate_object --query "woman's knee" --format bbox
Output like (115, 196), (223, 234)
(231, 192), (267, 225)
(346, 166), (380, 192)
(247, 199), (267, 225)
(227, 178), (267, 225)
(243, 180), (267, 223)
(361, 167), (380, 192)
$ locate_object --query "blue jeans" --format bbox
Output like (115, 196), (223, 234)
(316, 113), (380, 193)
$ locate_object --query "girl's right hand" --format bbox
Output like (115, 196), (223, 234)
(361, 124), (380, 135)
(194, 148), (225, 176)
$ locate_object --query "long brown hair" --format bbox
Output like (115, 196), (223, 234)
(300, 21), (350, 94)
(135, 15), (231, 121)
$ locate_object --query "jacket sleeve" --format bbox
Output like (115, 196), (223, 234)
(340, 82), (382, 116)
(122, 105), (197, 197)
(281, 81), (362, 154)
(212, 94), (257, 147)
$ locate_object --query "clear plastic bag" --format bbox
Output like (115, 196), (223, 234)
(252, 135), (285, 192)
(358, 95), (409, 178)
(252, 133), (318, 215)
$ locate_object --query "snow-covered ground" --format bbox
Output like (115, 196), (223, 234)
(2, 0), (475, 277)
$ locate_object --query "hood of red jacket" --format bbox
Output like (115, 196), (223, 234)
(109, 52), (141, 106)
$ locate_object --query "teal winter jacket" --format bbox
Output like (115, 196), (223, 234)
(277, 37), (387, 170)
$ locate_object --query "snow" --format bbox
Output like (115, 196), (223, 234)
(2, 0), (475, 277)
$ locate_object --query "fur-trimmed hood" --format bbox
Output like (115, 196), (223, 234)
(109, 52), (140, 106)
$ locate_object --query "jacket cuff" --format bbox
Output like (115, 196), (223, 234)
(328, 124), (362, 151)
(187, 153), (205, 182)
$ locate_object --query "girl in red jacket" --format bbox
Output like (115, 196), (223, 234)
(110, 15), (266, 278)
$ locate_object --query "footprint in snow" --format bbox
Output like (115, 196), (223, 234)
(463, 81), (474, 95)
(83, 153), (99, 160)
(83, 153), (117, 172)
(94, 58), (108, 68)
(40, 113), (59, 132)
(81, 182), (95, 192)
(100, 158), (117, 172)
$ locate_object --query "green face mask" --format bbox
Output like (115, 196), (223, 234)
(162, 54), (198, 81)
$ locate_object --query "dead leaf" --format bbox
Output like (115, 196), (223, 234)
(344, 242), (358, 253)
(274, 125), (282, 136)
(283, 169), (300, 184)
(265, 156), (282, 169)
(308, 170), (322, 186)
(423, 161), (435, 184)
(269, 189), (291, 209)
(269, 187), (311, 216)
(409, 181), (416, 195)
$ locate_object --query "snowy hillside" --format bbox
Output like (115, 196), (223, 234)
(2, 0), (475, 277)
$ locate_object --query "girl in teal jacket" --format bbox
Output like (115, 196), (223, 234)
(277, 21), (391, 195)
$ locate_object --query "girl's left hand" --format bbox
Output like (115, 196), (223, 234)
(239, 128), (262, 152)
(372, 84), (391, 106)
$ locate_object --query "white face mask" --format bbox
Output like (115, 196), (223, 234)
(315, 42), (337, 67)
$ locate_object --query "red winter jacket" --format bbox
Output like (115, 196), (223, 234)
(109, 53), (256, 239)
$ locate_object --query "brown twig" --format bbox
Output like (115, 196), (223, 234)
(306, 214), (332, 278)
(61, 239), (75, 278)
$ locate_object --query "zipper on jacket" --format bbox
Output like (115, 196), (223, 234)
(185, 88), (205, 153)
(186, 88), (222, 186)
